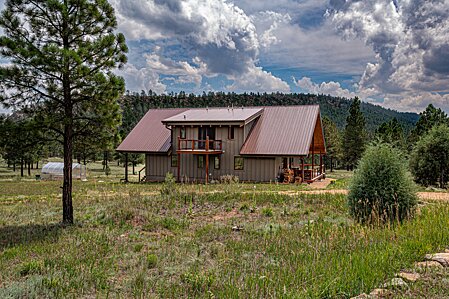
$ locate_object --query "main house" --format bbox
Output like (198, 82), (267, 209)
(117, 105), (326, 183)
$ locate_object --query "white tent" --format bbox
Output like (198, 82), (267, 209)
(41, 162), (87, 180)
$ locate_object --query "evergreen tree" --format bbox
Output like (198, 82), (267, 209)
(0, 0), (128, 224)
(322, 116), (342, 171)
(342, 97), (367, 170)
(375, 118), (405, 149)
(410, 125), (449, 188)
(408, 104), (449, 146)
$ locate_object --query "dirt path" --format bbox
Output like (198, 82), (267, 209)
(295, 189), (449, 201)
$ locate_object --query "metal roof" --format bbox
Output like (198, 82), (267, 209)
(162, 107), (263, 124)
(116, 108), (188, 153)
(240, 105), (323, 156)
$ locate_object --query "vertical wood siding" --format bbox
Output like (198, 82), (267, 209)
(146, 124), (277, 182)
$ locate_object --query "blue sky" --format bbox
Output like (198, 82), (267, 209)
(1, 0), (449, 113)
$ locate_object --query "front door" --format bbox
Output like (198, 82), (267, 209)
(198, 127), (215, 149)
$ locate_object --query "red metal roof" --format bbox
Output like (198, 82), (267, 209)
(116, 108), (188, 153)
(240, 105), (322, 156)
(162, 107), (263, 124)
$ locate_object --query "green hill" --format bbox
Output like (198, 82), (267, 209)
(120, 92), (419, 135)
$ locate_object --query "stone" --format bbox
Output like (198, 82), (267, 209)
(397, 272), (420, 282)
(383, 277), (408, 288)
(350, 293), (370, 299)
(425, 253), (449, 267)
(415, 261), (443, 269)
(369, 288), (391, 297)
(231, 225), (243, 231)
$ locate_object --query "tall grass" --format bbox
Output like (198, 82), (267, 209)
(0, 182), (448, 298)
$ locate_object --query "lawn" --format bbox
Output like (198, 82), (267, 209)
(1, 172), (449, 298)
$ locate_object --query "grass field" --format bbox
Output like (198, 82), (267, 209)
(0, 161), (448, 298)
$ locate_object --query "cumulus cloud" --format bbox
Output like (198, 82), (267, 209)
(293, 76), (358, 99)
(328, 0), (449, 111)
(111, 0), (290, 93)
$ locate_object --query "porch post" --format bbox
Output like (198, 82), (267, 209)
(205, 136), (209, 184)
(177, 153), (181, 183)
(301, 157), (305, 183)
(320, 152), (323, 176)
(125, 153), (128, 182)
(311, 135), (315, 179)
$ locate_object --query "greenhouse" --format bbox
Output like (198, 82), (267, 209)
(41, 162), (87, 180)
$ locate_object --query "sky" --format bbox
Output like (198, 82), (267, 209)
(1, 0), (449, 114)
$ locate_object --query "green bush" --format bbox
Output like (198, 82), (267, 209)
(348, 143), (417, 224)
(146, 254), (157, 269)
(410, 124), (449, 188)
(160, 172), (177, 196)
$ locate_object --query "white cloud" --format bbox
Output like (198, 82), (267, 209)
(293, 76), (357, 99)
(111, 0), (290, 93)
(115, 64), (167, 94)
(329, 0), (449, 95)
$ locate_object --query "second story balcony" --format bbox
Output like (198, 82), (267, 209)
(177, 137), (223, 154)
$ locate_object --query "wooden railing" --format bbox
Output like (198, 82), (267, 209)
(138, 166), (146, 182)
(177, 136), (223, 152)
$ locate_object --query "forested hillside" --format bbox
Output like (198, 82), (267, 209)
(119, 91), (419, 136)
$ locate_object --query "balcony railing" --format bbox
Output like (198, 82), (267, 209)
(177, 137), (223, 152)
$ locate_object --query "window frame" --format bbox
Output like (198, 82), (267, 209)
(234, 156), (244, 170)
(180, 127), (186, 139)
(228, 126), (235, 140)
(214, 156), (220, 169)
(198, 155), (204, 168)
(171, 154), (178, 167)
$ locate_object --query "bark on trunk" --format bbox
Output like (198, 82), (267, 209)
(62, 124), (74, 224)
(13, 162), (16, 172)
(21, 157), (24, 177)
(36, 161), (39, 169)
(62, 1), (74, 224)
(132, 162), (135, 175)
(27, 161), (31, 176)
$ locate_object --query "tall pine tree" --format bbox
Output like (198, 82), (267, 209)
(0, 0), (128, 224)
(343, 97), (366, 170)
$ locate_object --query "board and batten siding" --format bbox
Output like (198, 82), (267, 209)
(146, 124), (277, 182)
(145, 154), (172, 181)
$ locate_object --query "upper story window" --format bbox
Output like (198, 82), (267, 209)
(180, 127), (186, 139)
(228, 126), (235, 140)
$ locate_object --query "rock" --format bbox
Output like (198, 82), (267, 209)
(369, 288), (390, 297)
(231, 225), (243, 231)
(397, 272), (420, 282)
(415, 261), (443, 269)
(425, 253), (449, 267)
(445, 248), (449, 253)
(383, 277), (408, 288)
(350, 293), (370, 299)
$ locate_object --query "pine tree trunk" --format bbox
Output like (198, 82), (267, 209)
(62, 3), (74, 224)
(36, 161), (39, 169)
(62, 123), (74, 224)
(28, 160), (31, 176)
(13, 162), (16, 172)
(133, 162), (135, 175)
(21, 157), (24, 177)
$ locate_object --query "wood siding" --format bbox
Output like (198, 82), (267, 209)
(145, 124), (277, 182)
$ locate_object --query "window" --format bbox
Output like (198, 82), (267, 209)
(198, 155), (204, 168)
(180, 127), (186, 139)
(214, 156), (220, 169)
(171, 154), (178, 167)
(234, 156), (244, 170)
(228, 126), (235, 140)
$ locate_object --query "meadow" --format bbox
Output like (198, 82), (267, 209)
(0, 163), (448, 298)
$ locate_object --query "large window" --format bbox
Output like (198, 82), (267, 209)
(214, 156), (220, 169)
(171, 154), (178, 167)
(198, 155), (204, 168)
(234, 156), (244, 170)
(228, 126), (235, 140)
(180, 127), (186, 139)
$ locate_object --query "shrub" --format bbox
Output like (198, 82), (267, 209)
(410, 125), (449, 188)
(146, 254), (157, 269)
(348, 143), (417, 224)
(160, 172), (177, 196)
(219, 174), (239, 184)
(262, 207), (273, 217)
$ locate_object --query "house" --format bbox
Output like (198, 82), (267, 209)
(116, 105), (326, 183)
